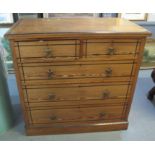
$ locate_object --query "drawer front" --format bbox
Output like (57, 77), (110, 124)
(15, 40), (80, 59)
(22, 77), (132, 86)
(26, 98), (126, 107)
(85, 40), (138, 60)
(20, 63), (133, 80)
(24, 84), (129, 102)
(29, 106), (124, 124)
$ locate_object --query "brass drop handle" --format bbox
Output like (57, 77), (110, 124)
(105, 68), (112, 77)
(102, 90), (110, 99)
(44, 47), (53, 58)
(48, 93), (56, 100)
(49, 115), (57, 120)
(47, 69), (54, 79)
(99, 112), (106, 118)
(107, 47), (115, 55)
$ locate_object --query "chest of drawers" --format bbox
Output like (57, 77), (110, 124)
(5, 18), (151, 135)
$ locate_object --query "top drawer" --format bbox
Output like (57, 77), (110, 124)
(83, 39), (138, 60)
(15, 40), (80, 60)
(15, 39), (139, 63)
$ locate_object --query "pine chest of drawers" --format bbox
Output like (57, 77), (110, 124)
(5, 18), (151, 135)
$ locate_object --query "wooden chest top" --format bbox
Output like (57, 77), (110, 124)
(5, 18), (151, 39)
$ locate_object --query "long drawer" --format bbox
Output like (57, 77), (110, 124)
(19, 63), (134, 81)
(23, 84), (130, 103)
(25, 98), (127, 108)
(22, 77), (133, 86)
(29, 106), (124, 124)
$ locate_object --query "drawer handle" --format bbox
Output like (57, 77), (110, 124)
(44, 47), (53, 58)
(105, 68), (112, 77)
(49, 115), (57, 120)
(102, 90), (110, 99)
(47, 69), (54, 79)
(99, 112), (106, 118)
(48, 93), (56, 100)
(107, 47), (115, 55)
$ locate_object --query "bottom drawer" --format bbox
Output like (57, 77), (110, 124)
(29, 106), (124, 124)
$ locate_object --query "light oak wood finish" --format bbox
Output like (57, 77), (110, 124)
(14, 39), (139, 63)
(19, 63), (134, 80)
(24, 98), (127, 108)
(6, 18), (151, 39)
(5, 18), (151, 135)
(21, 77), (133, 88)
(24, 83), (130, 103)
(15, 40), (80, 59)
(29, 106), (124, 124)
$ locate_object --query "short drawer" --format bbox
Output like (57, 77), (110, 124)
(29, 106), (124, 124)
(84, 39), (138, 60)
(20, 63), (134, 80)
(15, 40), (80, 59)
(24, 84), (130, 103)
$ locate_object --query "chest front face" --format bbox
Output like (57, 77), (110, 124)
(6, 18), (150, 135)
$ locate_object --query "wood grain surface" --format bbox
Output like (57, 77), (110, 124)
(5, 18), (151, 135)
